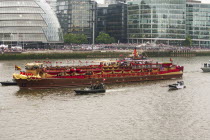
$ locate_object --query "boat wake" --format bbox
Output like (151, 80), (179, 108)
(106, 89), (126, 92)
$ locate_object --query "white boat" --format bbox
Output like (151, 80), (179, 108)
(201, 61), (210, 72)
(169, 81), (186, 90)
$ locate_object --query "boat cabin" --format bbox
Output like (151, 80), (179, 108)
(203, 62), (210, 68)
(25, 63), (44, 75)
(25, 63), (43, 70)
(99, 60), (117, 66)
(201, 61), (210, 72)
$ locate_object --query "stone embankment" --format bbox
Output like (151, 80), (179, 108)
(0, 50), (130, 60)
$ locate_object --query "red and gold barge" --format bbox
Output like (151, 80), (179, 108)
(13, 50), (184, 89)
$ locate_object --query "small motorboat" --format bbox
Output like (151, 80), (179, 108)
(0, 80), (17, 86)
(168, 81), (186, 90)
(74, 83), (106, 95)
(201, 61), (210, 72)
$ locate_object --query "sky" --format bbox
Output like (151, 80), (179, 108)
(95, 0), (103, 4)
(95, 0), (210, 4)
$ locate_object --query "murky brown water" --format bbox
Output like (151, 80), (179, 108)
(0, 57), (210, 140)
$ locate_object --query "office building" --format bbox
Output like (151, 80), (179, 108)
(186, 0), (210, 47)
(127, 0), (186, 46)
(106, 3), (127, 43)
(97, 6), (108, 35)
(97, 2), (127, 43)
(127, 0), (210, 47)
(57, 0), (97, 43)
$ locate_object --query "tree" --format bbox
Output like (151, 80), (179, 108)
(183, 36), (192, 47)
(95, 32), (116, 44)
(64, 33), (88, 44)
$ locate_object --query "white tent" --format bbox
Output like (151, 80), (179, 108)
(11, 46), (22, 50)
(0, 44), (8, 48)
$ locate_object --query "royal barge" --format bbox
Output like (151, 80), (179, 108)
(13, 49), (184, 89)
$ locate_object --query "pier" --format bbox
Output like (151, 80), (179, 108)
(170, 50), (196, 57)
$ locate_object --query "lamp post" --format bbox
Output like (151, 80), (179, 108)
(10, 33), (13, 47)
(23, 34), (24, 50)
(89, 0), (96, 50)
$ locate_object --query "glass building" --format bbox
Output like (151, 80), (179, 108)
(97, 6), (108, 35)
(127, 0), (186, 46)
(107, 3), (127, 43)
(0, 0), (63, 48)
(57, 0), (97, 43)
(186, 1), (210, 47)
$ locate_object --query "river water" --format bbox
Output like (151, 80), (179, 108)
(0, 57), (210, 140)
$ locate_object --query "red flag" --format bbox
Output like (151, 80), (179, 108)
(170, 58), (173, 62)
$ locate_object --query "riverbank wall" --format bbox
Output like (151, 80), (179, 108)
(1, 50), (210, 60)
(0, 51), (130, 60)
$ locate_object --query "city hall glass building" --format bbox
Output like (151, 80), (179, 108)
(0, 0), (63, 48)
(127, 0), (186, 46)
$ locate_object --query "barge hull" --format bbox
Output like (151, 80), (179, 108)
(15, 74), (183, 89)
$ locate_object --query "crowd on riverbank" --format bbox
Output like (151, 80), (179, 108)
(1, 43), (210, 54)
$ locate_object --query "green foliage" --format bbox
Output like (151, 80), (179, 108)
(64, 33), (88, 44)
(96, 32), (116, 44)
(183, 36), (192, 47)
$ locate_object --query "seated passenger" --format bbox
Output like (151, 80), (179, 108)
(204, 63), (207, 67)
